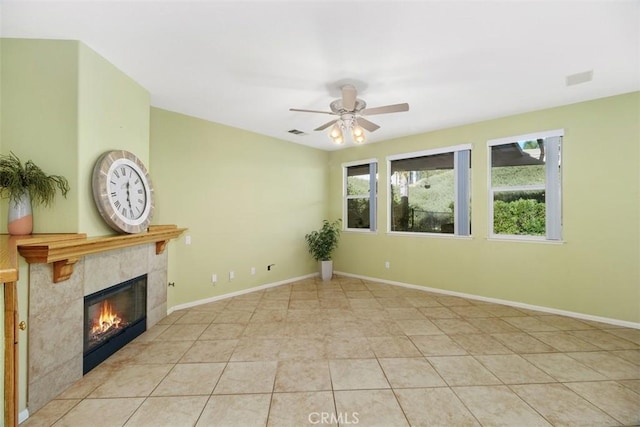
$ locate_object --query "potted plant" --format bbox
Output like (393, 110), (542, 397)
(0, 152), (70, 235)
(305, 219), (342, 281)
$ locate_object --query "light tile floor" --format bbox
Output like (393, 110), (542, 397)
(21, 275), (640, 426)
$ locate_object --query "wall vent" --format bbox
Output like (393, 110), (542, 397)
(287, 129), (306, 135)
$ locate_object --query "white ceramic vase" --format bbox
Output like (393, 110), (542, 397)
(8, 192), (33, 235)
(320, 260), (333, 281)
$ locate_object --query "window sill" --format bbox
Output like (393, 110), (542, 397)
(387, 231), (472, 240)
(344, 229), (378, 234)
(488, 236), (565, 245)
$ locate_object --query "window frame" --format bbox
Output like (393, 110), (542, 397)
(342, 159), (378, 232)
(487, 129), (563, 241)
(386, 144), (472, 237)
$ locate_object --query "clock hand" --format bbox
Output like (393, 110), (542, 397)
(126, 181), (133, 210)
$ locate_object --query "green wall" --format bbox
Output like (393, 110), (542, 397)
(0, 39), (149, 236)
(328, 92), (640, 323)
(150, 108), (328, 308)
(1, 39), (79, 232)
(77, 43), (150, 235)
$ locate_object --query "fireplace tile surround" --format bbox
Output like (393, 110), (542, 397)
(27, 244), (168, 413)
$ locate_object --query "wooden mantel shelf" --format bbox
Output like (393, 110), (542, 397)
(15, 225), (186, 283)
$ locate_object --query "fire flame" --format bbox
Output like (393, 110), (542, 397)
(91, 300), (122, 335)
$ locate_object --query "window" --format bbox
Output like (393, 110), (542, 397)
(488, 129), (562, 240)
(344, 160), (377, 231)
(387, 145), (471, 235)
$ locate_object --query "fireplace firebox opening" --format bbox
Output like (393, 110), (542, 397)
(83, 274), (147, 374)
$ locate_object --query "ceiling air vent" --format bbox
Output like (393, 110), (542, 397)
(566, 70), (593, 86)
(288, 129), (306, 135)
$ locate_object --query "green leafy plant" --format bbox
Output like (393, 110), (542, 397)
(494, 198), (545, 235)
(305, 219), (342, 261)
(0, 152), (70, 206)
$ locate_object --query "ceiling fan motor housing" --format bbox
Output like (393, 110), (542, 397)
(330, 99), (367, 114)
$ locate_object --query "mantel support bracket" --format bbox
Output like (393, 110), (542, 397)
(156, 240), (168, 255)
(53, 258), (79, 283)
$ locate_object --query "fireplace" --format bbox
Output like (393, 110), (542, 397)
(83, 274), (147, 374)
(28, 243), (168, 414)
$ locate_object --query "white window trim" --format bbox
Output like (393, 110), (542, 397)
(386, 144), (472, 236)
(487, 129), (564, 147)
(386, 144), (472, 162)
(342, 158), (378, 168)
(487, 129), (563, 241)
(342, 159), (378, 232)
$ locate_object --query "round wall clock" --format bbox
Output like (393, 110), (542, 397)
(92, 150), (154, 234)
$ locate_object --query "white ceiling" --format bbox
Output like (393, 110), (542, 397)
(2, 1), (639, 151)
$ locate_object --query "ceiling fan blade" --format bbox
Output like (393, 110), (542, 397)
(290, 108), (337, 116)
(342, 85), (357, 111)
(357, 117), (380, 132)
(314, 119), (338, 131)
(361, 103), (409, 116)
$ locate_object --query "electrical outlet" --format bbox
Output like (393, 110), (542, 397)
(385, 261), (390, 269)
(185, 235), (191, 245)
(211, 273), (217, 283)
(251, 267), (256, 275)
(229, 271), (235, 280)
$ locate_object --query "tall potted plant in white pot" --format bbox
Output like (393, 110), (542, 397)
(305, 219), (341, 281)
(0, 152), (70, 235)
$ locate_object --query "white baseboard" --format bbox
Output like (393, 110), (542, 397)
(167, 273), (318, 314)
(335, 271), (640, 329)
(19, 408), (29, 423)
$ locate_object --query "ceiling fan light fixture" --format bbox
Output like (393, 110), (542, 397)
(329, 123), (343, 139)
(353, 133), (366, 144)
(329, 122), (344, 144)
(332, 134), (345, 145)
(352, 123), (365, 138)
(329, 120), (365, 144)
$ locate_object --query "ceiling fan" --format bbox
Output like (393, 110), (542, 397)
(289, 84), (409, 144)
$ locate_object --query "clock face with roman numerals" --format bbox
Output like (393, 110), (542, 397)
(109, 163), (147, 220)
(92, 150), (154, 234)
